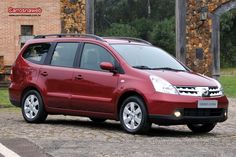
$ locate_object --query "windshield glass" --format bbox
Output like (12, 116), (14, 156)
(111, 44), (187, 71)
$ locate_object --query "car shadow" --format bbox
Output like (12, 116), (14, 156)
(147, 126), (215, 137)
(39, 118), (216, 138)
(44, 118), (122, 130)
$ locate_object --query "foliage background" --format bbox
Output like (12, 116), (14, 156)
(95, 0), (236, 68)
(220, 9), (236, 68)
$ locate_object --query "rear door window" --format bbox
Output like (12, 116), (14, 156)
(22, 43), (51, 64)
(50, 43), (79, 68)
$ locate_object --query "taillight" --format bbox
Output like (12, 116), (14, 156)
(10, 61), (16, 82)
(10, 68), (13, 81)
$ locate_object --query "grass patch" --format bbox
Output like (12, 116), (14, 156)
(0, 88), (13, 108)
(221, 68), (236, 76)
(220, 68), (236, 98)
(0, 107), (20, 112)
(220, 75), (236, 98)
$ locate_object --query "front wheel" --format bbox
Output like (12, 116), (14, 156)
(21, 90), (48, 123)
(120, 96), (151, 134)
(187, 123), (216, 133)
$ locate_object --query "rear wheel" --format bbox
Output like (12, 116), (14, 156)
(187, 123), (216, 133)
(21, 90), (47, 123)
(89, 118), (106, 123)
(120, 96), (151, 134)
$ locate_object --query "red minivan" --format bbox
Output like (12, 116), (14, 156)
(9, 34), (228, 134)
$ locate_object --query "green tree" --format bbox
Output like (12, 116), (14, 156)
(103, 23), (138, 37)
(220, 9), (236, 68)
(130, 18), (154, 40)
(95, 0), (176, 35)
(149, 17), (176, 55)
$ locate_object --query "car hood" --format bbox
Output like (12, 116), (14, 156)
(146, 70), (217, 87)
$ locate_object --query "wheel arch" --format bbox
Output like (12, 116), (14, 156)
(20, 85), (44, 107)
(116, 90), (149, 120)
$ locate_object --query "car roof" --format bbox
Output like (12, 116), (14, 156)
(103, 37), (151, 45)
(25, 34), (152, 46)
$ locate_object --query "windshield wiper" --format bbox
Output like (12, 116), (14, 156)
(133, 66), (186, 71)
(152, 67), (186, 71)
(132, 65), (152, 70)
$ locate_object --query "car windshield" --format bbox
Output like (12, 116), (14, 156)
(111, 44), (187, 71)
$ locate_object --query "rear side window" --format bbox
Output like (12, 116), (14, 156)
(51, 43), (79, 68)
(22, 43), (50, 64)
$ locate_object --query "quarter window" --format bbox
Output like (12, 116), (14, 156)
(51, 43), (79, 68)
(22, 43), (50, 64)
(80, 43), (115, 71)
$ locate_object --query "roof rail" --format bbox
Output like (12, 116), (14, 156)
(34, 34), (105, 42)
(104, 37), (152, 45)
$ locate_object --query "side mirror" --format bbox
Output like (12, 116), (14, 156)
(100, 62), (116, 72)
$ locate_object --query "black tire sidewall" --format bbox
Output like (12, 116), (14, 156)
(21, 90), (47, 123)
(187, 123), (216, 133)
(120, 96), (149, 134)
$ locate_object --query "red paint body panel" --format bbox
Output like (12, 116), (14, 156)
(71, 69), (119, 113)
(38, 65), (74, 109)
(147, 70), (216, 86)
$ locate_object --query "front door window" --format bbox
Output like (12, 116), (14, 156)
(80, 43), (115, 71)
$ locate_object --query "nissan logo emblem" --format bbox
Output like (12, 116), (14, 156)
(202, 88), (210, 97)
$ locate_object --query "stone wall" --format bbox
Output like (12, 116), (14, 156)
(60, 0), (86, 33)
(185, 0), (230, 76)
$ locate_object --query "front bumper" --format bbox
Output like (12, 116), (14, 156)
(149, 108), (227, 125)
(145, 92), (229, 125)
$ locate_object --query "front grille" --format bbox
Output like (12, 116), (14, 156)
(183, 108), (224, 117)
(209, 87), (222, 97)
(176, 86), (222, 97)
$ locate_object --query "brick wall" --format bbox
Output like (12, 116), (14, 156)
(0, 0), (87, 67)
(0, 0), (61, 66)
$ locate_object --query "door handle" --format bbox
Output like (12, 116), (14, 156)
(40, 71), (48, 76)
(75, 75), (83, 80)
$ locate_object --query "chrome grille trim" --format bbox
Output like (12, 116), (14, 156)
(175, 86), (222, 97)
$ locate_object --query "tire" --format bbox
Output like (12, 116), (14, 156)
(90, 118), (106, 123)
(187, 123), (216, 133)
(119, 96), (151, 134)
(21, 90), (48, 123)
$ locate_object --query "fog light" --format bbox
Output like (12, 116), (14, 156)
(174, 111), (181, 118)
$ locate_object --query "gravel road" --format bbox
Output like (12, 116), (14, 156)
(0, 99), (236, 157)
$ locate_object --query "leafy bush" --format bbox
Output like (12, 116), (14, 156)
(149, 17), (176, 56)
(220, 9), (236, 68)
(130, 18), (154, 40)
(103, 23), (139, 37)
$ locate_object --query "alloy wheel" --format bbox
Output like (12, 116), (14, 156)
(122, 102), (142, 130)
(23, 94), (39, 119)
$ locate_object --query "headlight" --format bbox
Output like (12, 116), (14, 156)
(213, 79), (224, 96)
(149, 75), (179, 95)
